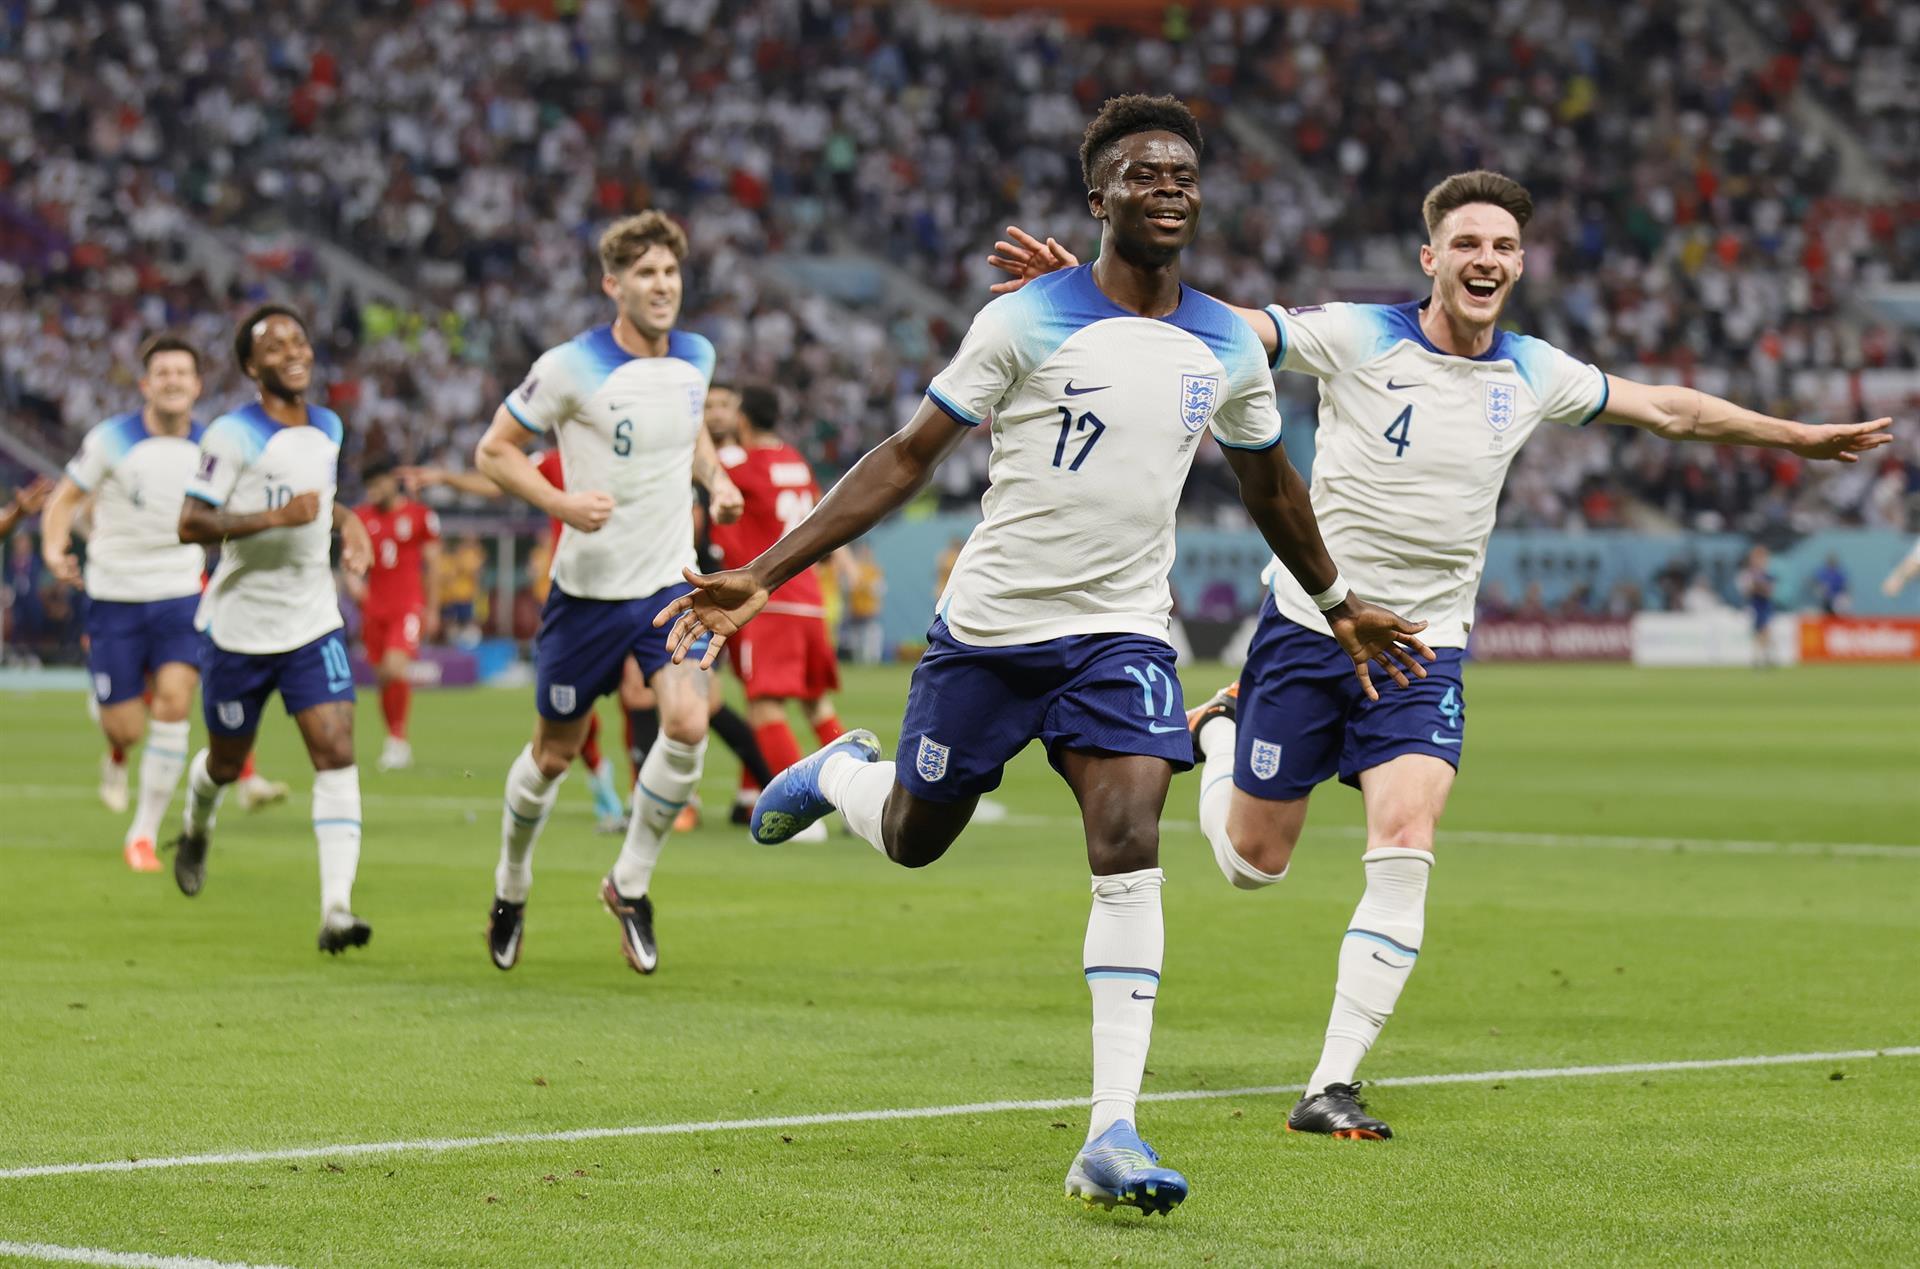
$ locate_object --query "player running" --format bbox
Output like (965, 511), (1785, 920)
(656, 96), (1429, 1215)
(353, 456), (442, 771)
(476, 211), (742, 977)
(989, 169), (1894, 1139)
(39, 336), (290, 871)
(705, 383), (848, 836)
(172, 304), (378, 954)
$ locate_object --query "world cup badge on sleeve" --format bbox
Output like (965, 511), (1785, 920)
(1484, 381), (1518, 433)
(915, 735), (950, 783)
(1179, 374), (1220, 433)
(1249, 738), (1283, 781)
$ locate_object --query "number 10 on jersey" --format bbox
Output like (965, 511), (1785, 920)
(1052, 406), (1106, 472)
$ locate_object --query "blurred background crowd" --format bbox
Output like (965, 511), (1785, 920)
(2, 0), (1915, 658)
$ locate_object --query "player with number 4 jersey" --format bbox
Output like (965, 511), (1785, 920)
(657, 96), (1429, 1216)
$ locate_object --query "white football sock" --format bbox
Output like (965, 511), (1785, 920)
(820, 753), (894, 854)
(312, 766), (362, 917)
(182, 749), (228, 838)
(497, 744), (565, 903)
(611, 735), (705, 896)
(129, 718), (189, 844)
(1305, 847), (1432, 1095)
(1196, 717), (1285, 890)
(1084, 867), (1165, 1142)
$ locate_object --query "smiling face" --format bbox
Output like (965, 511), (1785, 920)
(603, 244), (683, 342)
(1421, 202), (1525, 331)
(139, 349), (201, 417)
(1089, 130), (1202, 266)
(244, 315), (313, 398)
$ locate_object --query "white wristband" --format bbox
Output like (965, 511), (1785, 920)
(1310, 575), (1351, 612)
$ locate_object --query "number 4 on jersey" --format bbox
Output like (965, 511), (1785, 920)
(1383, 405), (1413, 459)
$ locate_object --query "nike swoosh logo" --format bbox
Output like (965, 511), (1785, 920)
(1430, 731), (1462, 746)
(1386, 378), (1424, 390)
(1063, 381), (1108, 396)
(1146, 723), (1184, 734)
(1130, 990), (1156, 1001)
(1371, 951), (1412, 970)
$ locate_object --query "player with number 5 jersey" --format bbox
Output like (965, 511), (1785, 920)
(172, 304), (378, 955)
(474, 210), (743, 980)
(655, 95), (1430, 1216)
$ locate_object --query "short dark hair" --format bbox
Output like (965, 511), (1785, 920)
(1421, 170), (1534, 238)
(233, 303), (309, 371)
(138, 333), (200, 374)
(1079, 94), (1203, 190)
(737, 384), (780, 434)
(360, 454), (398, 484)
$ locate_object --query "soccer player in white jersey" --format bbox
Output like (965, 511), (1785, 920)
(475, 211), (743, 978)
(172, 304), (378, 955)
(655, 96), (1430, 1215)
(40, 336), (293, 871)
(989, 169), (1894, 1139)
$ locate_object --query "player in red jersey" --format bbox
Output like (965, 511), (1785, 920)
(354, 457), (441, 771)
(705, 384), (848, 824)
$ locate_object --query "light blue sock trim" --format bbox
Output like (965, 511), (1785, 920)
(636, 781), (687, 812)
(313, 818), (362, 829)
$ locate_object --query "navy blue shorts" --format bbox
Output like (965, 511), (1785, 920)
(200, 628), (357, 736)
(85, 594), (201, 705)
(533, 584), (709, 721)
(896, 618), (1192, 803)
(1235, 597), (1465, 800)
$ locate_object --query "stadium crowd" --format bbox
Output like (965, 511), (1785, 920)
(2, 0), (1914, 556)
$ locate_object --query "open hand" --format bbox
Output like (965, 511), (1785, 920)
(276, 491), (322, 527)
(1792, 417), (1894, 463)
(986, 226), (1080, 294)
(651, 566), (770, 668)
(1325, 598), (1434, 701)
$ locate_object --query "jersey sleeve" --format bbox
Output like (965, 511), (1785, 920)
(183, 419), (250, 507)
(420, 506), (441, 543)
(1265, 303), (1377, 379)
(64, 423), (114, 492)
(925, 298), (1024, 426)
(1514, 337), (1610, 427)
(1209, 330), (1285, 452)
(503, 346), (580, 435)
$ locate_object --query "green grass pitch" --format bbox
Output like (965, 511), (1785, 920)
(2, 663), (1917, 1265)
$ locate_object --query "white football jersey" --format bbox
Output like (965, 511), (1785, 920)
(505, 326), (715, 601)
(184, 403), (346, 655)
(63, 410), (207, 602)
(927, 265), (1282, 646)
(1262, 301), (1608, 647)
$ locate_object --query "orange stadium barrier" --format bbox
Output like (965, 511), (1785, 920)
(1799, 616), (1920, 663)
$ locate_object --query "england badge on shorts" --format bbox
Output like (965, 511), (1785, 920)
(217, 700), (245, 730)
(1485, 380), (1518, 432)
(1249, 738), (1283, 781)
(1179, 374), (1219, 433)
(93, 673), (112, 702)
(915, 735), (950, 783)
(549, 684), (576, 715)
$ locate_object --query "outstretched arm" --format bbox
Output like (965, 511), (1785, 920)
(987, 226), (1281, 357)
(180, 491), (317, 544)
(655, 399), (972, 665)
(1221, 443), (1432, 699)
(692, 423), (744, 524)
(0, 475), (51, 540)
(1884, 545), (1920, 598)
(401, 466), (503, 497)
(1598, 376), (1893, 461)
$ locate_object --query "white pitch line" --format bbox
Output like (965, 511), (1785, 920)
(3, 785), (1915, 859)
(0, 1241), (290, 1269)
(3, 1046), (1913, 1183)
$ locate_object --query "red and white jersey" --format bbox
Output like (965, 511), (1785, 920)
(708, 440), (823, 615)
(535, 448), (567, 547)
(356, 499), (439, 614)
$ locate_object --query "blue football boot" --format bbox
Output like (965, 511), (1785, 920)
(1064, 1120), (1189, 1215)
(749, 729), (882, 844)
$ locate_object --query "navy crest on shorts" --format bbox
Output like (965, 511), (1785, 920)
(1249, 738), (1283, 781)
(548, 684), (576, 716)
(1179, 374), (1219, 433)
(915, 735), (950, 783)
(1485, 381), (1518, 432)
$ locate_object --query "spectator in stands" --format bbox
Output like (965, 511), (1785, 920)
(1810, 554), (1850, 615)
